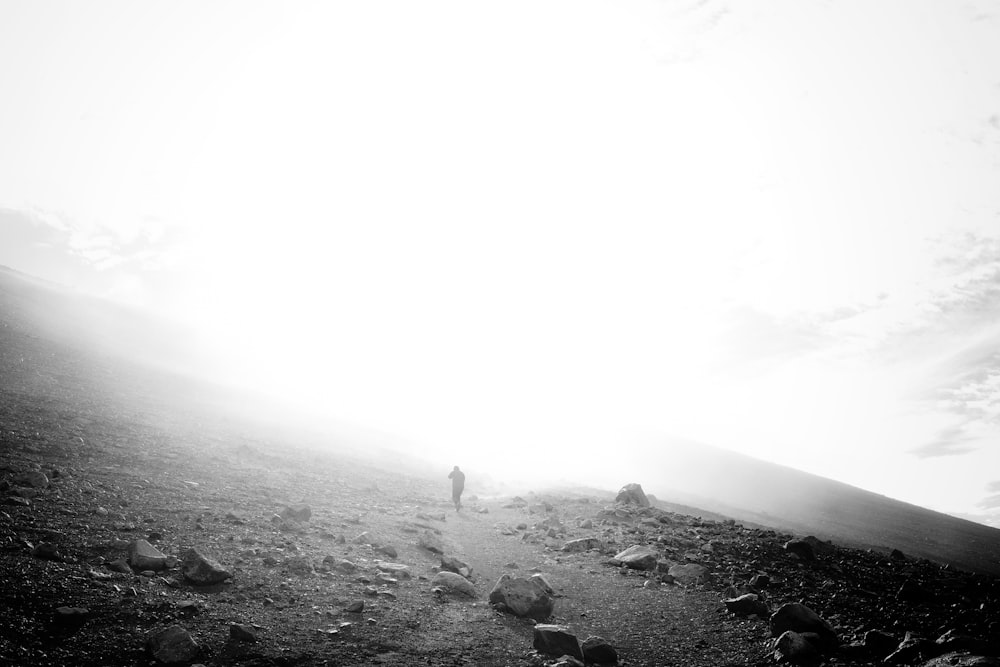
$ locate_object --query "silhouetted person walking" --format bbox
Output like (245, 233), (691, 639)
(448, 465), (465, 512)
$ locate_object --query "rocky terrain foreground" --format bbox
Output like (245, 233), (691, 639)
(3, 383), (1000, 667)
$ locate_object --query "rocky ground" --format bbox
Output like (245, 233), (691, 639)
(2, 330), (1000, 666)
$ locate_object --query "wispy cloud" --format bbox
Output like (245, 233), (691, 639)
(910, 425), (979, 458)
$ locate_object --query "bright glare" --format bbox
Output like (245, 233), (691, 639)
(1, 1), (1000, 520)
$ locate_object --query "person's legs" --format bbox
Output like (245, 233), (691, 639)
(452, 489), (462, 511)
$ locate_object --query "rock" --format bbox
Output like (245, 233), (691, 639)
(53, 606), (89, 629)
(667, 563), (710, 586)
(725, 594), (769, 617)
(552, 657), (585, 667)
(181, 548), (232, 584)
(890, 548), (907, 561)
(530, 573), (555, 596)
(885, 632), (934, 665)
(897, 577), (931, 603)
(229, 623), (258, 643)
(128, 539), (168, 571)
(31, 542), (61, 560)
(581, 635), (618, 665)
(749, 573), (770, 589)
(431, 571), (476, 597)
(325, 557), (358, 574)
(935, 629), (991, 655)
(783, 539), (816, 561)
(615, 483), (650, 507)
(440, 555), (472, 579)
(579, 519), (593, 529)
(770, 603), (838, 651)
(147, 625), (199, 664)
(488, 574), (554, 620)
(562, 537), (602, 553)
(533, 624), (583, 660)
(863, 629), (900, 658)
(280, 504), (311, 522)
(376, 544), (398, 559)
(345, 600), (365, 613)
(418, 530), (444, 554)
(921, 654), (1000, 667)
(773, 630), (821, 665)
(613, 545), (658, 570)
(376, 561), (411, 579)
(14, 471), (49, 488)
(284, 555), (314, 576)
(107, 558), (131, 574)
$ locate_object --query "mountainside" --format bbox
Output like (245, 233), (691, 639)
(3, 266), (1000, 666)
(639, 441), (1000, 576)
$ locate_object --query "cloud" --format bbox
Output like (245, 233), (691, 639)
(986, 480), (1000, 493)
(977, 494), (1000, 509)
(909, 425), (979, 458)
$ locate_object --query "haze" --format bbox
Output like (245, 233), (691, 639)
(2, 1), (1000, 526)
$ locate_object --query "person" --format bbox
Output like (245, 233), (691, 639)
(448, 465), (465, 512)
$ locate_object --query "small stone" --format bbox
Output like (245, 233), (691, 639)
(181, 548), (231, 585)
(128, 539), (167, 571)
(229, 623), (258, 643)
(533, 624), (583, 660)
(31, 542), (61, 560)
(147, 625), (199, 664)
(280, 504), (311, 522)
(345, 600), (365, 613)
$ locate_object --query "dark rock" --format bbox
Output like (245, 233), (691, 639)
(773, 630), (821, 665)
(229, 623), (258, 643)
(488, 574), (554, 620)
(581, 635), (618, 664)
(31, 542), (61, 560)
(749, 573), (770, 589)
(863, 629), (900, 658)
(345, 600), (365, 613)
(897, 578), (931, 603)
(784, 539), (816, 561)
(14, 471), (49, 488)
(533, 624), (583, 660)
(181, 548), (231, 584)
(885, 632), (935, 665)
(440, 555), (472, 579)
(615, 483), (650, 507)
(770, 603), (838, 650)
(935, 629), (991, 655)
(725, 593), (769, 617)
(147, 625), (199, 664)
(53, 606), (89, 629)
(890, 548), (907, 561)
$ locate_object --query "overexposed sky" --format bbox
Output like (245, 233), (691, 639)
(2, 0), (1000, 524)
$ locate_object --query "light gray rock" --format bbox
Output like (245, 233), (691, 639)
(129, 539), (167, 571)
(562, 537), (602, 553)
(280, 504), (311, 522)
(376, 561), (411, 579)
(667, 562), (710, 586)
(533, 624), (583, 660)
(418, 530), (444, 554)
(488, 574), (554, 620)
(614, 545), (658, 570)
(431, 571), (476, 597)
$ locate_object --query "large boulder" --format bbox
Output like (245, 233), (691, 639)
(533, 624), (583, 660)
(128, 539), (168, 571)
(582, 636), (618, 665)
(773, 630), (821, 665)
(613, 545), (658, 571)
(615, 483), (650, 507)
(770, 603), (838, 651)
(488, 574), (554, 620)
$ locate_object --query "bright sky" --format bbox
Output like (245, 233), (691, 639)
(2, 0), (1000, 525)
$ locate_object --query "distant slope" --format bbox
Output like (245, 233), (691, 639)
(640, 438), (1000, 575)
(5, 265), (1000, 575)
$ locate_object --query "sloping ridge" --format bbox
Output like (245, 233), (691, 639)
(646, 438), (1000, 575)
